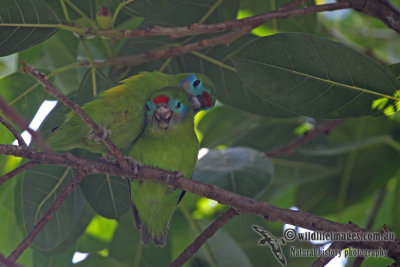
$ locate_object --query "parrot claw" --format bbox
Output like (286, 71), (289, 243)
(175, 171), (185, 178)
(88, 127), (112, 144)
(126, 157), (143, 177)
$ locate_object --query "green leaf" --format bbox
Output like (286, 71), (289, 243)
(393, 175), (400, 236)
(387, 63), (400, 81)
(41, 31), (80, 95)
(193, 147), (273, 199)
(0, 72), (48, 144)
(75, 69), (114, 105)
(75, 254), (131, 267)
(230, 33), (400, 118)
(22, 165), (88, 251)
(0, 0), (61, 56)
(79, 174), (130, 220)
(295, 117), (400, 214)
(33, 244), (75, 267)
(197, 105), (301, 150)
(193, 219), (253, 267)
(124, 0), (238, 27)
(108, 213), (171, 266)
(239, 0), (317, 34)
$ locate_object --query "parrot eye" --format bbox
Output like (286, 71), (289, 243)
(192, 79), (201, 88)
(176, 102), (181, 109)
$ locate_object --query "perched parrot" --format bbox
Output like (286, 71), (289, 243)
(47, 71), (215, 153)
(129, 87), (199, 247)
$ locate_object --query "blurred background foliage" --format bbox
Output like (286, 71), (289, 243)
(1, 0), (400, 266)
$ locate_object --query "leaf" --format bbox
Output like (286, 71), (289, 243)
(115, 0), (239, 75)
(0, 161), (32, 266)
(393, 175), (400, 236)
(108, 213), (171, 266)
(41, 30), (80, 95)
(22, 165), (89, 251)
(197, 105), (301, 149)
(33, 244), (75, 267)
(124, 0), (238, 27)
(295, 117), (400, 214)
(193, 147), (273, 199)
(0, 72), (48, 145)
(80, 173), (130, 220)
(75, 254), (131, 267)
(75, 69), (114, 105)
(230, 33), (400, 118)
(0, 0), (61, 56)
(239, 0), (317, 34)
(194, 220), (253, 267)
(387, 63), (400, 81)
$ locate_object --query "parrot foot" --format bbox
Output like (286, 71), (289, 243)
(88, 127), (112, 144)
(174, 171), (185, 178)
(128, 157), (143, 176)
(102, 154), (143, 177)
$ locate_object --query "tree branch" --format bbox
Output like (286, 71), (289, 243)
(0, 115), (26, 147)
(354, 0), (400, 33)
(20, 63), (130, 171)
(0, 97), (47, 151)
(7, 170), (87, 261)
(0, 161), (40, 187)
(0, 253), (22, 267)
(170, 208), (239, 267)
(1, 143), (400, 263)
(82, 1), (364, 39)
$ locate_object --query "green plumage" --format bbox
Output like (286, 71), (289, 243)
(47, 71), (213, 153)
(129, 87), (199, 246)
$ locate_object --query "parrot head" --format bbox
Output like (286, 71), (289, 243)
(180, 73), (216, 113)
(146, 89), (189, 131)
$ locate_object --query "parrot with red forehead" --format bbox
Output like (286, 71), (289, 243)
(47, 71), (215, 154)
(129, 87), (199, 247)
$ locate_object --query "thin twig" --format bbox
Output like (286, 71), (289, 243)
(7, 170), (87, 261)
(81, 1), (364, 39)
(0, 97), (47, 150)
(266, 120), (344, 158)
(0, 161), (40, 187)
(20, 63), (130, 171)
(0, 115), (26, 147)
(170, 208), (239, 267)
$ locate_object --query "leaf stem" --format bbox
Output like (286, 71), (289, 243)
(59, 0), (71, 22)
(10, 62), (83, 106)
(113, 0), (135, 25)
(198, 0), (225, 24)
(63, 0), (90, 20)
(80, 38), (98, 96)
(300, 135), (400, 155)
(190, 51), (237, 73)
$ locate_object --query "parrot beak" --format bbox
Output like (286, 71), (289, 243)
(194, 91), (213, 112)
(190, 95), (202, 112)
(154, 105), (172, 130)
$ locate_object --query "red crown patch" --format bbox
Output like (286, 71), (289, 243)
(153, 95), (170, 104)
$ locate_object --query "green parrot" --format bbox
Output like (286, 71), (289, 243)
(129, 87), (199, 247)
(47, 71), (215, 154)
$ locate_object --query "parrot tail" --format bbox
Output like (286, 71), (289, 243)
(141, 225), (167, 247)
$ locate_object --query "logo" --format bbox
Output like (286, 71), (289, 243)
(252, 225), (287, 266)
